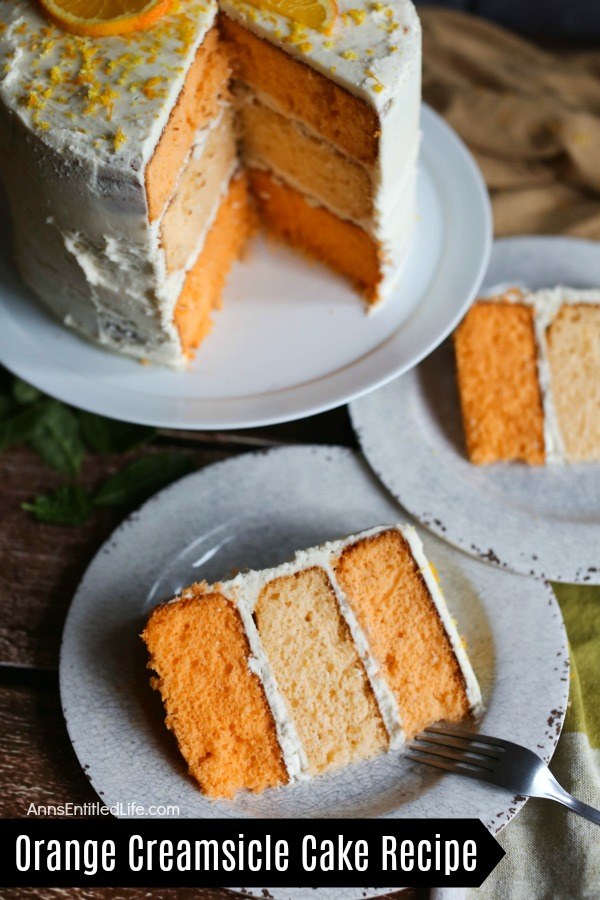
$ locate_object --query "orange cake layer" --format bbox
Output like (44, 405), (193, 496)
(547, 304), (600, 462)
(146, 26), (232, 222)
(454, 300), (546, 465)
(255, 567), (387, 777)
(220, 14), (380, 166)
(238, 91), (374, 225)
(161, 107), (237, 274)
(334, 530), (471, 739)
(142, 591), (288, 798)
(249, 167), (382, 303)
(174, 173), (255, 357)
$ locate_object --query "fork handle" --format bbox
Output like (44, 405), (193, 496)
(550, 791), (600, 826)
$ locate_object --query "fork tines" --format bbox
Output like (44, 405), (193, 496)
(406, 724), (505, 778)
(425, 723), (506, 747)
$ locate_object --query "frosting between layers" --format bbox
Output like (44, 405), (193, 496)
(174, 524), (482, 782)
(484, 285), (600, 464)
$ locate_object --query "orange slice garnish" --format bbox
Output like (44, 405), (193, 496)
(245, 0), (337, 33)
(38, 0), (172, 36)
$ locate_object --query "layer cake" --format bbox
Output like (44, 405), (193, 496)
(0, 0), (421, 365)
(454, 287), (600, 465)
(142, 525), (482, 799)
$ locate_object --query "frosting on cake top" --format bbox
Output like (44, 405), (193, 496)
(221, 0), (421, 114)
(0, 0), (217, 173)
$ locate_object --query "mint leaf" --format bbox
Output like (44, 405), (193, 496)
(12, 377), (42, 405)
(22, 485), (92, 525)
(0, 398), (85, 476)
(29, 401), (85, 477)
(0, 402), (50, 452)
(94, 454), (195, 509)
(79, 410), (156, 454)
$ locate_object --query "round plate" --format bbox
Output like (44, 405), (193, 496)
(60, 445), (568, 859)
(0, 106), (491, 430)
(350, 236), (600, 584)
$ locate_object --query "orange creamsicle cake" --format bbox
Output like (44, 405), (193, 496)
(0, 0), (421, 366)
(142, 525), (482, 799)
(454, 287), (600, 465)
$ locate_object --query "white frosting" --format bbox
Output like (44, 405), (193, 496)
(483, 285), (600, 464)
(172, 524), (482, 781)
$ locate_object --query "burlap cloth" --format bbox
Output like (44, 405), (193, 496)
(421, 7), (600, 239)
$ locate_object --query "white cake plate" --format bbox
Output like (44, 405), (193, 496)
(0, 105), (491, 430)
(60, 445), (568, 889)
(350, 236), (600, 584)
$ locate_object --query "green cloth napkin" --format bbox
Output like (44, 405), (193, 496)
(471, 585), (600, 898)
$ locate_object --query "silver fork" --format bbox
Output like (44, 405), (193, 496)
(408, 723), (600, 826)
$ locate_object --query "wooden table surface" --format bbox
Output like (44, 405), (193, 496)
(0, 401), (423, 899)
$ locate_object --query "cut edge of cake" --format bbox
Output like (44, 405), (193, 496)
(142, 524), (483, 799)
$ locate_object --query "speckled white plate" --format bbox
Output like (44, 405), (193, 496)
(350, 237), (600, 584)
(60, 444), (568, 887)
(0, 106), (491, 430)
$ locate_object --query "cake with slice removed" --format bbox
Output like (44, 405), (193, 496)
(454, 287), (600, 465)
(142, 525), (482, 799)
(0, 0), (421, 366)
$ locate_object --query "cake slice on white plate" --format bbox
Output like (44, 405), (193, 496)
(143, 525), (482, 799)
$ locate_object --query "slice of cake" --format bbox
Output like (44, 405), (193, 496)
(454, 287), (600, 465)
(0, 0), (421, 366)
(142, 525), (482, 799)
